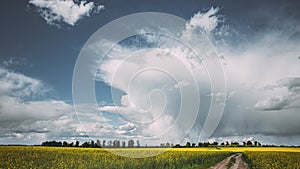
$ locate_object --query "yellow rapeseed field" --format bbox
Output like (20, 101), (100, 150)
(0, 146), (300, 169)
(0, 146), (230, 169)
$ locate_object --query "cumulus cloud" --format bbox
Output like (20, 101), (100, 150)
(29, 0), (104, 26)
(93, 9), (225, 143)
(0, 67), (138, 144)
(3, 5), (300, 145)
(0, 67), (68, 143)
(91, 5), (300, 145)
(0, 67), (47, 98)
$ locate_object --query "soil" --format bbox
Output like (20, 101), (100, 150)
(208, 153), (248, 169)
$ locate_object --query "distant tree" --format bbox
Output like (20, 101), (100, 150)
(75, 141), (80, 147)
(254, 141), (258, 146)
(192, 143), (196, 147)
(96, 140), (101, 147)
(68, 142), (74, 147)
(122, 141), (126, 148)
(213, 142), (218, 146)
(198, 142), (203, 147)
(186, 142), (191, 148)
(81, 142), (91, 148)
(231, 142), (239, 146)
(108, 140), (112, 147)
(59, 141), (62, 146)
(102, 140), (106, 147)
(243, 142), (246, 146)
(220, 142), (225, 146)
(258, 142), (261, 146)
(63, 141), (68, 147)
(137, 140), (140, 148)
(174, 144), (181, 148)
(247, 141), (253, 146)
(113, 140), (120, 148)
(128, 139), (134, 148)
(203, 142), (209, 147)
(91, 140), (95, 148)
(226, 141), (230, 146)
(41, 141), (62, 147)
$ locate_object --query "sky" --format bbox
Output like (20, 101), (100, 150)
(0, 0), (300, 146)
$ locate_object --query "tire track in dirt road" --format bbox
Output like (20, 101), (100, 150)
(207, 153), (248, 169)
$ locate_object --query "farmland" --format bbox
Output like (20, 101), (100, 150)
(0, 146), (300, 169)
(243, 151), (300, 169)
(0, 146), (231, 169)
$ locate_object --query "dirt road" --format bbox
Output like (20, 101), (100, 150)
(208, 153), (248, 169)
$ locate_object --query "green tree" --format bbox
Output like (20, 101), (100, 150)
(63, 141), (68, 147)
(75, 141), (79, 147)
(254, 141), (258, 146)
(96, 139), (101, 147)
(128, 139), (134, 148)
(247, 141), (253, 146)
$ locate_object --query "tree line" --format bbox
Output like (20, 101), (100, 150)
(41, 139), (297, 148)
(41, 139), (139, 148)
(172, 140), (262, 148)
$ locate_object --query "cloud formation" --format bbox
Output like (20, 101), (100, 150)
(2, 5), (300, 145)
(0, 67), (73, 142)
(91, 6), (300, 145)
(92, 7), (225, 144)
(255, 78), (300, 111)
(185, 7), (221, 34)
(0, 66), (140, 144)
(29, 0), (104, 26)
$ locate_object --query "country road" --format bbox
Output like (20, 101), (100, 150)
(208, 153), (248, 169)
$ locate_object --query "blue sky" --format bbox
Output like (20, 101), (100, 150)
(0, 0), (300, 146)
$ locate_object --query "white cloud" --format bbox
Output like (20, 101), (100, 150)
(119, 122), (136, 131)
(29, 0), (104, 26)
(94, 25), (211, 143)
(0, 67), (47, 98)
(0, 63), (133, 144)
(92, 6), (300, 145)
(183, 7), (222, 36)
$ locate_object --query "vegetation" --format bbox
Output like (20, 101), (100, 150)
(1, 143), (300, 168)
(0, 146), (231, 169)
(243, 151), (300, 169)
(0, 140), (300, 169)
(40, 139), (300, 149)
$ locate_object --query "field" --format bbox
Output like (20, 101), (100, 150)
(0, 146), (231, 169)
(0, 146), (300, 169)
(243, 151), (300, 169)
